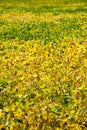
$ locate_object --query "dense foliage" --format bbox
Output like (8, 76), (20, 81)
(0, 0), (87, 129)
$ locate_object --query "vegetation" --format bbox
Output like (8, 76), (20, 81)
(0, 0), (87, 129)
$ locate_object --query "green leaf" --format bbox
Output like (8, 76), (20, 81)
(14, 118), (23, 124)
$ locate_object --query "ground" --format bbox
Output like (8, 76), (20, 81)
(0, 0), (87, 129)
